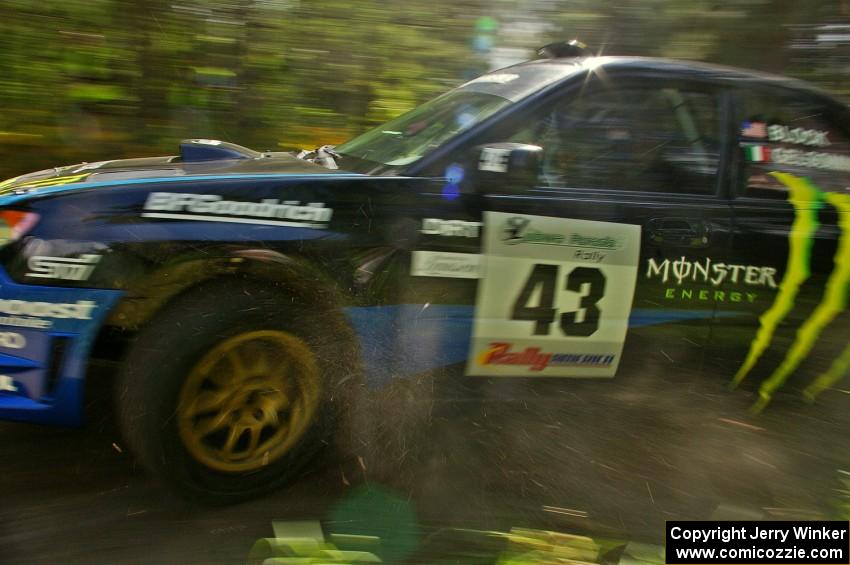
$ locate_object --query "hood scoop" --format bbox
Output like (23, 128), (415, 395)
(179, 139), (262, 162)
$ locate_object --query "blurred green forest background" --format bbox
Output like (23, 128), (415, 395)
(1, 0), (848, 177)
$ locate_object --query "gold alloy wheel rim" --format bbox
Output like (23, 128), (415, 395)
(176, 330), (321, 473)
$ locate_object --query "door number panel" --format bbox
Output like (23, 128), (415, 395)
(467, 212), (641, 377)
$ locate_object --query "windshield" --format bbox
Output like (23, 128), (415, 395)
(334, 62), (582, 174)
(335, 91), (512, 172)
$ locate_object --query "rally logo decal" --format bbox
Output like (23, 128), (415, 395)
(478, 342), (615, 372)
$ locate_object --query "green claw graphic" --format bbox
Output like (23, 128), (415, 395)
(732, 173), (821, 391)
(731, 173), (850, 411)
(754, 191), (850, 411)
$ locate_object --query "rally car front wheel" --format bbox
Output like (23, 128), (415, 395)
(116, 279), (356, 503)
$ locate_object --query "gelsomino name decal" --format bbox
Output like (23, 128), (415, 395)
(143, 192), (333, 228)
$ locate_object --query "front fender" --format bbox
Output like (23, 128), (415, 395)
(105, 246), (350, 332)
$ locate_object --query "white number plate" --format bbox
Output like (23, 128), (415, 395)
(467, 212), (641, 377)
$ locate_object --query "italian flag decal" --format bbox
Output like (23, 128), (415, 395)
(744, 145), (770, 162)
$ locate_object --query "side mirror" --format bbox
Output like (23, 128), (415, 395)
(471, 143), (542, 193)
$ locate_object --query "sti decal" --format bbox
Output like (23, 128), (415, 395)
(732, 172), (850, 411)
(26, 254), (101, 281)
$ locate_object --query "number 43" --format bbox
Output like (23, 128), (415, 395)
(511, 264), (606, 337)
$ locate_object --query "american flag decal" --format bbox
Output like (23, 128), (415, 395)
(741, 121), (768, 138)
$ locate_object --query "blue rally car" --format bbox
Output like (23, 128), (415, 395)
(2, 41), (850, 501)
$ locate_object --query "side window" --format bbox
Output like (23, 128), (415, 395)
(738, 89), (850, 198)
(508, 83), (721, 194)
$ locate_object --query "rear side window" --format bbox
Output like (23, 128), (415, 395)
(737, 88), (850, 198)
(505, 81), (721, 195)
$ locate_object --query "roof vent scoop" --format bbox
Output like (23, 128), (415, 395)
(537, 39), (588, 59)
(179, 139), (261, 162)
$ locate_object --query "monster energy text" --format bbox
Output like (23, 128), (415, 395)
(646, 257), (778, 287)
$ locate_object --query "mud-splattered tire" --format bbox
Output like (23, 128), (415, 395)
(115, 279), (360, 503)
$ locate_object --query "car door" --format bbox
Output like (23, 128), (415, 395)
(464, 73), (737, 380)
(719, 85), (850, 408)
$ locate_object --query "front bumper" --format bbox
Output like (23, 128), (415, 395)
(0, 268), (121, 426)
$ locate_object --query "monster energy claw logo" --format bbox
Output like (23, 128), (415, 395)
(732, 172), (850, 411)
